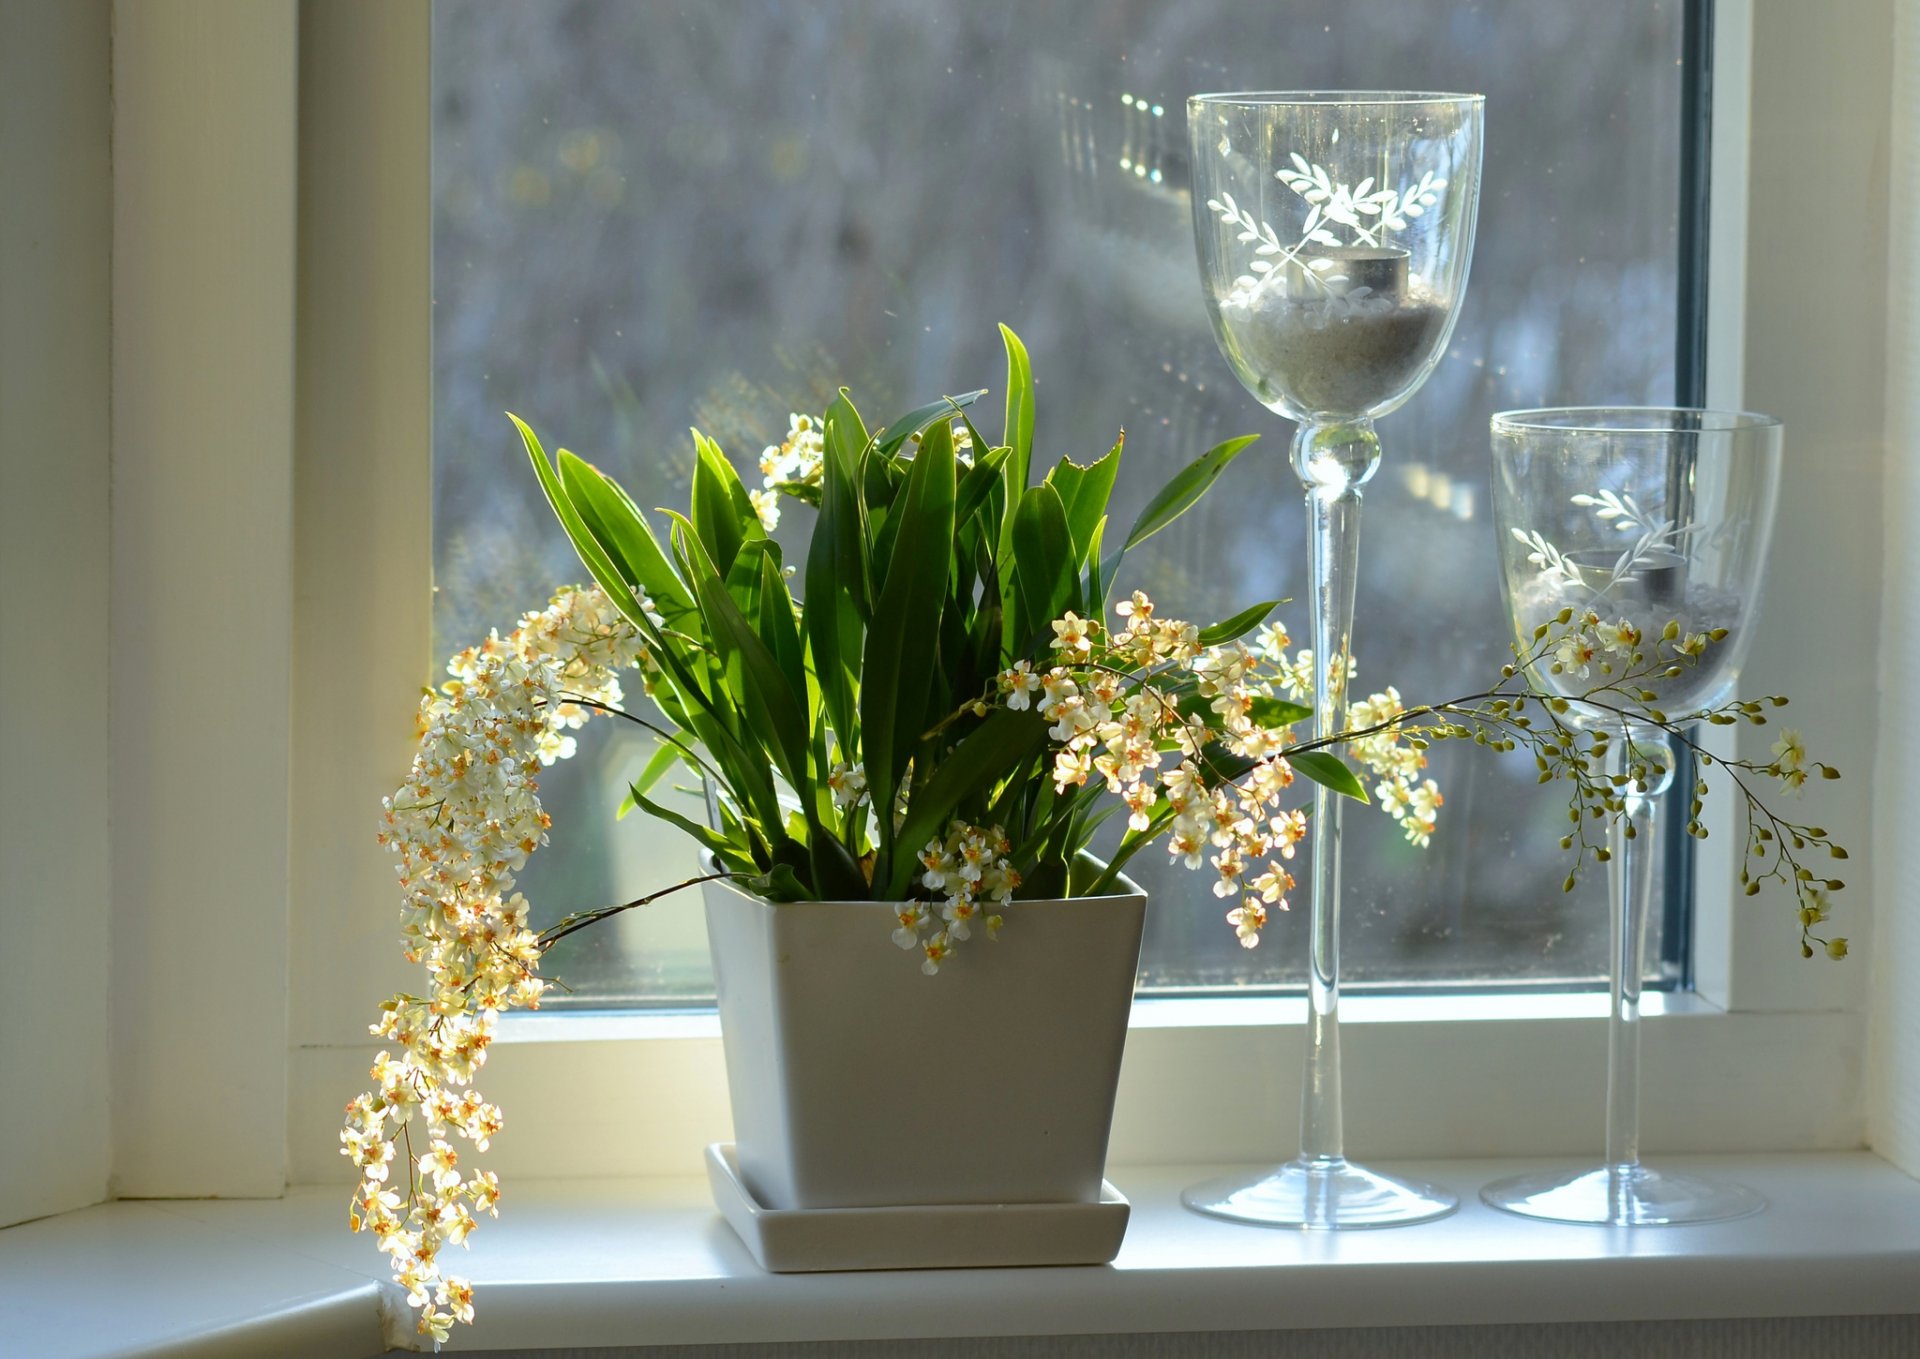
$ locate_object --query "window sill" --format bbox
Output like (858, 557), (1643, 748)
(7, 1152), (1919, 1357)
(490, 988), (1726, 1046)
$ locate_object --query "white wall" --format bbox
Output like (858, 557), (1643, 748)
(0, 0), (114, 1229)
(109, 0), (298, 1198)
(1873, 0), (1920, 1176)
(1723, 0), (1892, 1018)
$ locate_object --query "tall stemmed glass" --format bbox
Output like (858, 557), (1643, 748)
(1182, 93), (1483, 1228)
(1484, 408), (1782, 1225)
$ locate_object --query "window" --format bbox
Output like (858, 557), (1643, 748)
(36, 0), (1859, 1205)
(432, 0), (1699, 1007)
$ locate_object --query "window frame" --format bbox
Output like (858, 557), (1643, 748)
(274, 0), (1879, 1189)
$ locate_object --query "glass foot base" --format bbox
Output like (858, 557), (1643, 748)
(1481, 1163), (1766, 1226)
(1182, 1155), (1459, 1229)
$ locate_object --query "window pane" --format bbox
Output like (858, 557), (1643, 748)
(432, 0), (1686, 1004)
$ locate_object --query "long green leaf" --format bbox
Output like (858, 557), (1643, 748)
(723, 536), (774, 625)
(873, 389), (987, 457)
(1084, 513), (1110, 610)
(1174, 688), (1313, 745)
(1121, 433), (1260, 553)
(1292, 750), (1370, 803)
(805, 396), (872, 753)
(861, 417), (957, 872)
(512, 413), (654, 631)
(689, 430), (759, 576)
(954, 443), (1012, 528)
(555, 449), (695, 620)
(635, 785), (756, 870)
(689, 556), (812, 798)
(1249, 694), (1313, 728)
(618, 740), (686, 819)
(808, 827), (868, 900)
(742, 863), (809, 903)
(1045, 432), (1122, 566)
(757, 550), (807, 706)
(1087, 801), (1178, 894)
(1008, 483), (1076, 655)
(821, 393), (874, 616)
(1197, 599), (1282, 648)
(885, 707), (1051, 898)
(999, 324), (1035, 492)
(643, 511), (792, 839)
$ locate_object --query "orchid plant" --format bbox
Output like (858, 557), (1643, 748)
(347, 327), (1847, 1339)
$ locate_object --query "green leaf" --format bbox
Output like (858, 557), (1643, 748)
(885, 707), (1051, 898)
(1083, 513), (1110, 611)
(646, 510), (794, 839)
(863, 442), (902, 521)
(619, 740), (685, 819)
(757, 550), (807, 702)
(555, 449), (695, 620)
(1198, 599), (1282, 648)
(724, 536), (775, 626)
(954, 444), (1013, 528)
(690, 429), (759, 576)
(1008, 482), (1076, 654)
(743, 863), (809, 903)
(822, 394), (874, 611)
(690, 559), (813, 798)
(999, 324), (1035, 493)
(1291, 750), (1370, 803)
(634, 785), (756, 869)
(512, 413), (655, 632)
(805, 396), (872, 752)
(861, 417), (957, 869)
(1087, 801), (1178, 894)
(1045, 432), (1122, 566)
(809, 829), (868, 900)
(1249, 694), (1313, 729)
(873, 389), (987, 457)
(656, 512), (731, 704)
(969, 530), (1005, 680)
(1121, 433), (1260, 553)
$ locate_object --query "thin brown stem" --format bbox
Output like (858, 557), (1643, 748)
(550, 693), (729, 790)
(536, 870), (743, 951)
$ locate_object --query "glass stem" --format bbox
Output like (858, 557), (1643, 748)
(1604, 731), (1659, 1199)
(1292, 420), (1380, 1169)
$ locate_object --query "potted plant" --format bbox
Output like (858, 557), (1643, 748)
(348, 327), (1849, 1341)
(508, 326), (1366, 1238)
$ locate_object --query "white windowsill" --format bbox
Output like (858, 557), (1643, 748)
(490, 989), (1727, 1046)
(7, 1152), (1919, 1358)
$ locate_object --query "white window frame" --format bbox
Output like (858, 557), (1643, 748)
(77, 0), (1894, 1202)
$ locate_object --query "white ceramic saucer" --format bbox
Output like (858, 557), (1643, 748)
(705, 1143), (1131, 1273)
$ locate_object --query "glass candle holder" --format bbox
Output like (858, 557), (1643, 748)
(1182, 91), (1482, 1230)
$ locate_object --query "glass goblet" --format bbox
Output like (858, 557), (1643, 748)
(1484, 407), (1783, 1225)
(1181, 92), (1482, 1229)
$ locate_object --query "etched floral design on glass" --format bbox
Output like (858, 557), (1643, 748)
(1483, 406), (1784, 1227)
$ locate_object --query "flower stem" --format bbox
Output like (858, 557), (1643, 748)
(536, 871), (743, 951)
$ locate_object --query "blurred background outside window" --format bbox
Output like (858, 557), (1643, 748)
(431, 0), (1695, 1005)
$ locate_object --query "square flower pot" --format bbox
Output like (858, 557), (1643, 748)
(701, 872), (1146, 1213)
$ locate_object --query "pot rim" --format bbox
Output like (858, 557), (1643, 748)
(699, 853), (1146, 908)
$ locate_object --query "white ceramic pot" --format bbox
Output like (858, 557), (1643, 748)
(701, 871), (1146, 1212)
